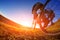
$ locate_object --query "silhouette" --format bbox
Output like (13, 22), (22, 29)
(32, 0), (55, 30)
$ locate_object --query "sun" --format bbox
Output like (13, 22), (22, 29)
(19, 21), (40, 28)
(20, 21), (32, 27)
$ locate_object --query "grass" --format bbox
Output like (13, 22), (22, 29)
(0, 19), (60, 40)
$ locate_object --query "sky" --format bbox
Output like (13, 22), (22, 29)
(0, 0), (60, 27)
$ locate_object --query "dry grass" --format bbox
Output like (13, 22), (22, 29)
(0, 15), (60, 40)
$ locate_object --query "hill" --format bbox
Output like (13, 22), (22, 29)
(46, 19), (60, 33)
(0, 15), (60, 40)
(0, 15), (21, 27)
